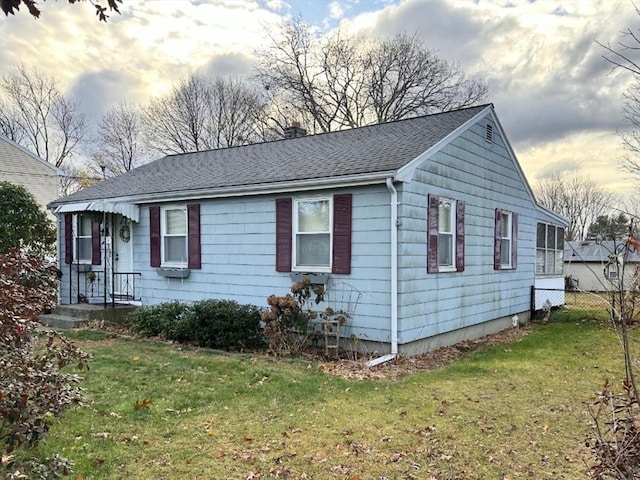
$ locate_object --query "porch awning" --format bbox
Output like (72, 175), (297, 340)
(53, 201), (140, 222)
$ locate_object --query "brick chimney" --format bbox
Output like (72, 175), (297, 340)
(283, 121), (307, 139)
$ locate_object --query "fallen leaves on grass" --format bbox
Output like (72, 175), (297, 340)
(330, 465), (350, 473)
(319, 326), (529, 380)
(134, 398), (153, 410)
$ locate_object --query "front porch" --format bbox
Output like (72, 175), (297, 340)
(54, 205), (142, 308)
(63, 263), (142, 308)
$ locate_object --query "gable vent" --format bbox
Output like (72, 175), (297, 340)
(485, 124), (494, 143)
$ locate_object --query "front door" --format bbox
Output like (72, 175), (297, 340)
(113, 215), (134, 299)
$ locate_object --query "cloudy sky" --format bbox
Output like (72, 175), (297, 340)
(1, 0), (639, 193)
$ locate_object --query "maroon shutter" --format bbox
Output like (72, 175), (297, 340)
(511, 212), (518, 270)
(187, 203), (201, 269)
(494, 208), (502, 270)
(64, 213), (73, 264)
(332, 193), (352, 274)
(427, 194), (439, 273)
(455, 201), (465, 272)
(275, 198), (292, 272)
(150, 205), (161, 267)
(91, 218), (101, 265)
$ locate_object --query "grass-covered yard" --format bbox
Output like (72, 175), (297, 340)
(38, 313), (632, 479)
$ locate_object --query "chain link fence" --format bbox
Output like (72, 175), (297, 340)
(533, 287), (611, 321)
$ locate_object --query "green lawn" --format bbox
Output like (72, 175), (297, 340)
(37, 317), (632, 479)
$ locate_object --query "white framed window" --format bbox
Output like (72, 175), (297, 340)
(500, 211), (512, 268)
(536, 223), (564, 276)
(293, 197), (332, 271)
(76, 214), (93, 263)
(161, 206), (187, 266)
(438, 198), (456, 269)
(428, 194), (465, 273)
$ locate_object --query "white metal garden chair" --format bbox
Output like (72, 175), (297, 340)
(322, 282), (362, 357)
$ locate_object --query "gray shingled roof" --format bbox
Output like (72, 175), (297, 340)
(565, 240), (640, 263)
(52, 104), (489, 205)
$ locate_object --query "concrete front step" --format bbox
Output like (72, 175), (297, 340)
(39, 304), (138, 330)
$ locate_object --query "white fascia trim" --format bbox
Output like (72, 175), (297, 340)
(72, 171), (397, 206)
(395, 105), (493, 183)
(535, 203), (569, 227)
(489, 108), (539, 207)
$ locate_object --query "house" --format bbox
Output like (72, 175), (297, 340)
(0, 133), (64, 220)
(564, 240), (640, 292)
(48, 104), (566, 357)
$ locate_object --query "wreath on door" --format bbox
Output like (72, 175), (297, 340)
(119, 218), (131, 243)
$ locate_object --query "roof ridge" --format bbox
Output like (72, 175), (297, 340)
(51, 103), (491, 205)
(166, 103), (493, 158)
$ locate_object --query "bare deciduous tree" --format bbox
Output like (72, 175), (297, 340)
(597, 9), (640, 187)
(91, 102), (150, 177)
(58, 163), (100, 197)
(209, 77), (270, 147)
(582, 24), (640, 476)
(142, 75), (268, 155)
(366, 33), (486, 124)
(619, 81), (640, 178)
(535, 172), (614, 241)
(0, 100), (25, 143)
(0, 65), (87, 169)
(597, 4), (640, 77)
(255, 19), (488, 133)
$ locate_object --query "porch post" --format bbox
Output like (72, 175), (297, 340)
(111, 214), (115, 308)
(75, 215), (80, 304)
(103, 211), (107, 308)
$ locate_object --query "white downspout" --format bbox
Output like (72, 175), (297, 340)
(367, 178), (399, 367)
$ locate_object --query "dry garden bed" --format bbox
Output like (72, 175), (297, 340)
(319, 325), (530, 380)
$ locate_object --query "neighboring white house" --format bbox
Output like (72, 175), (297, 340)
(565, 240), (640, 292)
(0, 133), (64, 220)
(49, 104), (567, 356)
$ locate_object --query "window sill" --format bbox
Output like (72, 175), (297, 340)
(157, 268), (190, 279)
(75, 263), (93, 272)
(289, 272), (329, 285)
(437, 266), (457, 273)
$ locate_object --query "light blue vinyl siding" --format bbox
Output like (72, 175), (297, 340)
(55, 110), (546, 353)
(129, 186), (393, 344)
(397, 118), (536, 345)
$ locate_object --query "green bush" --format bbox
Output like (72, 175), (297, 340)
(186, 299), (264, 350)
(128, 301), (189, 338)
(129, 299), (265, 350)
(0, 182), (56, 255)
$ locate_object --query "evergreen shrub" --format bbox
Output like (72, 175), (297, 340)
(129, 299), (265, 350)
